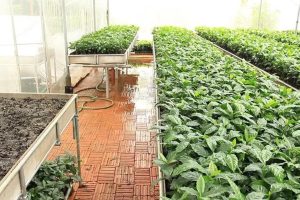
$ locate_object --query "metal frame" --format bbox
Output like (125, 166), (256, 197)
(152, 41), (166, 198)
(258, 0), (263, 29)
(39, 0), (50, 93)
(8, 0), (22, 91)
(107, 0), (110, 26)
(66, 33), (138, 98)
(296, 0), (300, 32)
(0, 93), (82, 200)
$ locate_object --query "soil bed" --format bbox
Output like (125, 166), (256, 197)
(0, 97), (67, 181)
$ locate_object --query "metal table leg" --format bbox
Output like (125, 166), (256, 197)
(106, 67), (109, 98)
(115, 66), (119, 79)
(65, 65), (73, 93)
(72, 105), (82, 186)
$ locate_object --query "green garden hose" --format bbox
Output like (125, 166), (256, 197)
(75, 69), (114, 112)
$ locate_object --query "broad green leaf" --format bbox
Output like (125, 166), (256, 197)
(167, 115), (182, 125)
(158, 153), (168, 163)
(179, 187), (198, 196)
(257, 118), (267, 127)
(186, 121), (200, 127)
(196, 175), (205, 196)
(225, 154), (238, 172)
(191, 144), (209, 157)
(244, 163), (262, 174)
(226, 177), (245, 200)
(181, 171), (200, 181)
(268, 164), (285, 182)
(292, 130), (300, 137)
(175, 141), (189, 153)
(206, 137), (218, 152)
(173, 160), (206, 176)
(204, 125), (218, 135)
(261, 149), (272, 164)
(191, 113), (214, 123)
(204, 185), (228, 198)
(251, 182), (268, 194)
(208, 161), (221, 177)
(246, 192), (265, 200)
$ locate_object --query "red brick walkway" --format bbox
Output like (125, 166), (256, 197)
(48, 66), (159, 200)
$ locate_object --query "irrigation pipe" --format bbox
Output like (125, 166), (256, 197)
(75, 69), (114, 112)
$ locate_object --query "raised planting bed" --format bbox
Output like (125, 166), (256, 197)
(129, 52), (153, 64)
(133, 40), (153, 54)
(0, 93), (79, 200)
(246, 29), (300, 47)
(153, 26), (300, 199)
(68, 25), (139, 65)
(195, 27), (300, 88)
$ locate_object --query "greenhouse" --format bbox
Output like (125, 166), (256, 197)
(0, 0), (300, 199)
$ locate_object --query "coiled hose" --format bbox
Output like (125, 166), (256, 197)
(75, 69), (114, 112)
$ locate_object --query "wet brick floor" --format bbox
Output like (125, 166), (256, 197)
(48, 66), (159, 200)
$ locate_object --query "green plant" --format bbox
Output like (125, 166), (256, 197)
(69, 25), (138, 54)
(247, 29), (300, 47)
(154, 26), (300, 199)
(133, 40), (153, 53)
(195, 27), (300, 88)
(27, 154), (80, 200)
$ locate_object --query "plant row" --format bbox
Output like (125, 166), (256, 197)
(246, 29), (300, 47)
(133, 40), (153, 53)
(195, 27), (300, 88)
(69, 25), (138, 54)
(27, 154), (79, 200)
(153, 26), (300, 199)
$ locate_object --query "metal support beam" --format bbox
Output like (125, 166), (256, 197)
(62, 0), (72, 93)
(18, 169), (27, 200)
(55, 123), (61, 145)
(107, 0), (110, 26)
(258, 0), (263, 29)
(40, 0), (50, 93)
(93, 0), (96, 31)
(9, 0), (22, 92)
(72, 102), (82, 186)
(105, 67), (110, 98)
(296, 0), (300, 32)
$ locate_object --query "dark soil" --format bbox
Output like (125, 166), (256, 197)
(0, 97), (67, 181)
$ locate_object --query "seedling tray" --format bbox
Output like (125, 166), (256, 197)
(0, 93), (77, 200)
(68, 34), (138, 65)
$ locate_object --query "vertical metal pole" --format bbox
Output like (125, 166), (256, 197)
(106, 0), (110, 26)
(93, 0), (96, 31)
(19, 169), (27, 199)
(62, 0), (72, 93)
(72, 100), (82, 186)
(296, 0), (300, 32)
(55, 123), (61, 145)
(9, 0), (22, 92)
(258, 0), (263, 29)
(105, 67), (109, 98)
(40, 0), (50, 93)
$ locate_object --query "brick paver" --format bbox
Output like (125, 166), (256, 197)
(48, 66), (159, 199)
